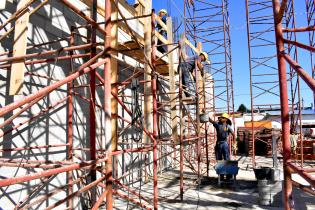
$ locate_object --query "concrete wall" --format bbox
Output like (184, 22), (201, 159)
(0, 1), (102, 209)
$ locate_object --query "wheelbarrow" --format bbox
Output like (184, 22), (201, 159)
(214, 160), (239, 186)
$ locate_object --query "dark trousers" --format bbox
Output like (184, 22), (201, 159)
(215, 141), (230, 160)
(179, 62), (195, 97)
(157, 30), (167, 53)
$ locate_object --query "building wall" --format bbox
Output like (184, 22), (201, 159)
(0, 1), (102, 209)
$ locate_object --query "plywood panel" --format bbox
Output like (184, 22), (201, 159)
(118, 41), (169, 74)
(9, 0), (30, 95)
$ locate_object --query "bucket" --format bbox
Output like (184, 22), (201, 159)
(258, 180), (271, 206)
(269, 181), (282, 207)
(271, 169), (281, 181)
(254, 167), (272, 180)
(199, 113), (209, 123)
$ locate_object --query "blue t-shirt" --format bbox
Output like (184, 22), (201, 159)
(185, 55), (205, 73)
(156, 16), (167, 31)
(212, 122), (233, 142)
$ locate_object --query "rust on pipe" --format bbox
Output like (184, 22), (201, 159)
(0, 0), (36, 31)
(283, 25), (315, 32)
(113, 190), (152, 210)
(272, 0), (293, 209)
(0, 43), (100, 63)
(0, 51), (105, 117)
(292, 180), (315, 196)
(59, 0), (107, 35)
(0, 96), (68, 138)
(151, 9), (158, 210)
(178, 42), (184, 201)
(0, 53), (91, 69)
(282, 52), (315, 91)
(245, 0), (256, 166)
(67, 26), (75, 210)
(91, 188), (107, 210)
(283, 38), (315, 52)
(0, 158), (107, 187)
(46, 174), (107, 210)
(287, 162), (315, 187)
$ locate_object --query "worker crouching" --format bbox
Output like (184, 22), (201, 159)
(179, 52), (208, 97)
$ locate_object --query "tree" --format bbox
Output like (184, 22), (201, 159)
(237, 104), (248, 113)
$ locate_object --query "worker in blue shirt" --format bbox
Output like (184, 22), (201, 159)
(156, 9), (168, 53)
(179, 52), (208, 97)
(209, 113), (235, 161)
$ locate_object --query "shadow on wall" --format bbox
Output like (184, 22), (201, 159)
(0, 1), (103, 209)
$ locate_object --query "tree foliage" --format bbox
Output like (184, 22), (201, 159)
(237, 104), (249, 113)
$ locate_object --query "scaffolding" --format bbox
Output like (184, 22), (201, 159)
(272, 0), (315, 208)
(245, 0), (281, 166)
(246, 0), (315, 208)
(184, 0), (235, 160)
(0, 0), (313, 210)
(0, 0), (232, 209)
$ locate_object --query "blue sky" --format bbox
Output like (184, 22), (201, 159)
(149, 0), (313, 110)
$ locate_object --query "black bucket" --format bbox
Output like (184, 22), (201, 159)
(254, 167), (272, 180)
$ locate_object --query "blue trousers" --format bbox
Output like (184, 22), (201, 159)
(215, 141), (230, 160)
(157, 30), (167, 53)
(179, 62), (196, 97)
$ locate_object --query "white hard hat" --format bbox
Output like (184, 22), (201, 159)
(158, 9), (167, 15)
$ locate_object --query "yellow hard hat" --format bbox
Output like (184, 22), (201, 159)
(200, 51), (209, 61)
(219, 113), (232, 125)
(159, 9), (167, 15)
(220, 113), (230, 119)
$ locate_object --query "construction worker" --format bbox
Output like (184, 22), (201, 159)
(208, 113), (235, 161)
(179, 52), (208, 97)
(290, 129), (299, 155)
(156, 9), (168, 53)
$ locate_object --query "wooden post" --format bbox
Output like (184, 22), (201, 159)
(197, 42), (204, 112)
(104, 0), (113, 208)
(134, 0), (144, 15)
(142, 0), (152, 144)
(111, 0), (119, 175)
(167, 17), (178, 144)
(9, 0), (30, 95)
(197, 42), (202, 52)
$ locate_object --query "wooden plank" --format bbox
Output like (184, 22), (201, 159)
(185, 38), (210, 65)
(117, 40), (169, 74)
(197, 42), (202, 52)
(197, 42), (204, 112)
(155, 14), (167, 31)
(9, 0), (30, 95)
(167, 17), (178, 142)
(80, 0), (145, 44)
(155, 30), (168, 44)
(137, 0), (148, 8)
(80, 0), (136, 17)
(185, 38), (200, 55)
